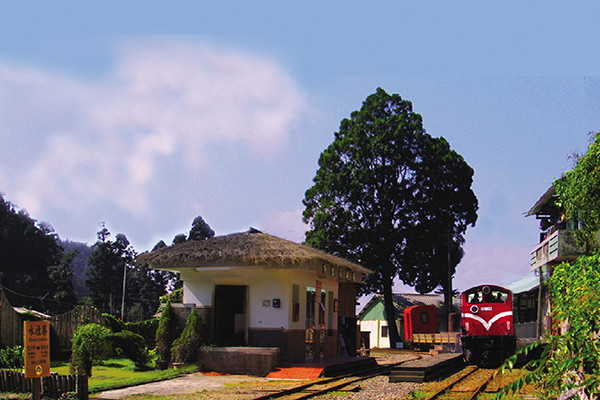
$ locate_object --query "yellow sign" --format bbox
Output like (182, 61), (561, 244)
(24, 321), (50, 378)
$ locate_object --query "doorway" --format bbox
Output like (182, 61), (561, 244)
(213, 285), (247, 346)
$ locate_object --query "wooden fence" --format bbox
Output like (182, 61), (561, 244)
(49, 306), (105, 352)
(0, 288), (24, 348)
(1, 288), (105, 352)
(0, 370), (88, 400)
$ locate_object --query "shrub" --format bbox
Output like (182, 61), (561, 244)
(155, 300), (180, 368)
(156, 288), (183, 314)
(0, 345), (23, 371)
(102, 313), (126, 333)
(125, 318), (159, 348)
(107, 330), (151, 368)
(70, 323), (112, 376)
(171, 308), (210, 364)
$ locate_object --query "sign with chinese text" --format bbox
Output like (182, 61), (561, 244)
(24, 321), (50, 378)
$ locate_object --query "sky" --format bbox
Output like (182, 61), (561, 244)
(1, 1), (600, 294)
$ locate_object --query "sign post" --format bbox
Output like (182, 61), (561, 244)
(24, 320), (51, 400)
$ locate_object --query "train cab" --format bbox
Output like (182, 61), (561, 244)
(460, 285), (516, 366)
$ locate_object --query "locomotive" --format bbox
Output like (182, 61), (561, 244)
(460, 284), (516, 366)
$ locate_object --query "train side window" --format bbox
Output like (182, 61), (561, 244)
(420, 312), (429, 324)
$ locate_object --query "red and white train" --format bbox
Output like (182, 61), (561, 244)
(460, 284), (516, 366)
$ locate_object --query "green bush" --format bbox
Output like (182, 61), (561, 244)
(125, 318), (159, 348)
(102, 313), (126, 333)
(155, 300), (180, 368)
(156, 288), (183, 314)
(107, 330), (151, 368)
(0, 345), (23, 371)
(70, 323), (112, 376)
(171, 308), (210, 364)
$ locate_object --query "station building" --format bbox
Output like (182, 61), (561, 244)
(141, 229), (370, 364)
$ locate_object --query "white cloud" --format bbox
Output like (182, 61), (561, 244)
(260, 208), (308, 243)
(0, 39), (307, 218)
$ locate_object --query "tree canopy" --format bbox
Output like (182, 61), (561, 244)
(171, 215), (215, 245)
(303, 88), (478, 346)
(0, 195), (75, 311)
(87, 226), (169, 320)
(188, 216), (215, 241)
(86, 227), (136, 316)
(554, 131), (600, 246)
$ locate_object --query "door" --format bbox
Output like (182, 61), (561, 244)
(213, 285), (247, 346)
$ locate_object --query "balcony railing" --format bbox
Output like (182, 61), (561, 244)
(530, 229), (587, 270)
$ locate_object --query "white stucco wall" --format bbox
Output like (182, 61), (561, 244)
(178, 265), (341, 332)
(360, 320), (390, 349)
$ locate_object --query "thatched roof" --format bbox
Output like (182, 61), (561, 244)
(139, 229), (371, 275)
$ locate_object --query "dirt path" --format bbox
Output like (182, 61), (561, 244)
(92, 372), (271, 399)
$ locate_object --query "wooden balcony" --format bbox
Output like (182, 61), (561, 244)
(530, 229), (587, 270)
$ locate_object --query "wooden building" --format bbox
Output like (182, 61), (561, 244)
(140, 229), (370, 363)
(526, 185), (592, 337)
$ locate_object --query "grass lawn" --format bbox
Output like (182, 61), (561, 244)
(50, 359), (198, 393)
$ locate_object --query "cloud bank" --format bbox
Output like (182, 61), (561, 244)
(0, 40), (307, 230)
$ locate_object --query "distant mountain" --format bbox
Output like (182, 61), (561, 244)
(61, 240), (92, 300)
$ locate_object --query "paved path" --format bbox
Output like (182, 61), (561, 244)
(93, 372), (270, 399)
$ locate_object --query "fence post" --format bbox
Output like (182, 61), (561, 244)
(77, 374), (89, 400)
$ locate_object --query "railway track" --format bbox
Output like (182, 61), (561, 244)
(250, 358), (419, 400)
(422, 365), (498, 400)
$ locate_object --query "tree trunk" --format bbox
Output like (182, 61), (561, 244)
(444, 232), (453, 331)
(382, 270), (400, 348)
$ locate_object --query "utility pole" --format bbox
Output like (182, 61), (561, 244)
(446, 230), (453, 331)
(121, 264), (127, 321)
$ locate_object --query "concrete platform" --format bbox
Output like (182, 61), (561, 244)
(389, 353), (464, 383)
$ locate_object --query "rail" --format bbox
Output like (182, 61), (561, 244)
(422, 366), (497, 400)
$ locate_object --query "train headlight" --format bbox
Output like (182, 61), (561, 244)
(470, 305), (479, 314)
(482, 286), (491, 295)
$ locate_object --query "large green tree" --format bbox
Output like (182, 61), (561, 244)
(303, 88), (478, 347)
(86, 227), (136, 316)
(0, 195), (71, 311)
(87, 226), (171, 320)
(188, 216), (215, 241)
(47, 250), (79, 313)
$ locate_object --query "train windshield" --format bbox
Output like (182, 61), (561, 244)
(465, 287), (509, 304)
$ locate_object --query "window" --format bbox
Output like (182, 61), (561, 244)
(420, 312), (429, 324)
(318, 290), (326, 325)
(292, 284), (300, 322)
(381, 325), (389, 338)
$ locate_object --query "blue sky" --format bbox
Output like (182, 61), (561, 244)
(1, 1), (599, 293)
